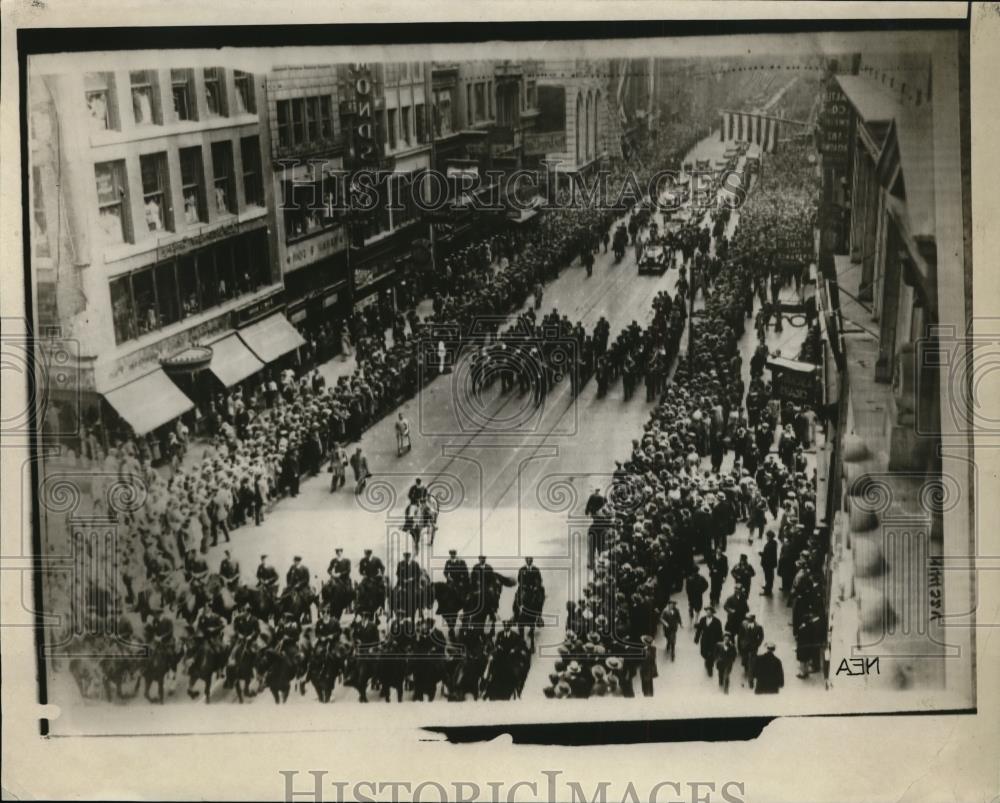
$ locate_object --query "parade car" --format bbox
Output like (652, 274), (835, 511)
(638, 243), (670, 275)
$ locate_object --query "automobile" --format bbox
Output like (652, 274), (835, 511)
(638, 244), (670, 275)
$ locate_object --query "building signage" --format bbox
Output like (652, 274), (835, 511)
(774, 231), (815, 266)
(284, 226), (347, 271)
(99, 313), (232, 391)
(350, 64), (382, 167)
(234, 290), (285, 326)
(768, 359), (820, 405)
(819, 78), (852, 167)
(156, 219), (249, 260)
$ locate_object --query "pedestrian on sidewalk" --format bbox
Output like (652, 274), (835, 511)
(660, 600), (682, 661)
(754, 643), (784, 694)
(759, 531), (778, 595)
(715, 632), (738, 693)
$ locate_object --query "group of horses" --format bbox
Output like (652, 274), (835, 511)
(66, 561), (544, 706)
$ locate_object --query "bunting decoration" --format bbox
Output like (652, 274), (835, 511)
(719, 109), (782, 153)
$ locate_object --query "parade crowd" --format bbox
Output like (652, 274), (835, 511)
(56, 119), (721, 705)
(546, 141), (827, 700)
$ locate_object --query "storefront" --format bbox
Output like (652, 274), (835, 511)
(282, 224), (351, 341)
(109, 221), (272, 347)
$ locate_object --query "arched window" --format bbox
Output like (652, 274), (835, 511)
(593, 91), (601, 157)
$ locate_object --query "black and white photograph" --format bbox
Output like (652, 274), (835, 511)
(1, 2), (996, 801)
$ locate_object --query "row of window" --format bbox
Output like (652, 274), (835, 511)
(350, 171), (423, 245)
(459, 78), (537, 126)
(109, 229), (270, 345)
(385, 103), (428, 151)
(94, 136), (263, 247)
(276, 95), (335, 150)
(86, 68), (255, 133)
(466, 80), (494, 124)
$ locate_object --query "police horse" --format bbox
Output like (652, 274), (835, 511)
(403, 492), (440, 554)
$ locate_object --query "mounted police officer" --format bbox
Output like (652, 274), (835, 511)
(359, 548), (384, 580)
(219, 550), (240, 589)
(328, 548), (351, 581)
(257, 554), (279, 600)
(444, 549), (469, 590)
(286, 555), (311, 590)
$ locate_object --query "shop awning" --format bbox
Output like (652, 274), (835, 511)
(836, 75), (899, 125)
(104, 368), (194, 436)
(238, 313), (306, 364)
(206, 333), (265, 387)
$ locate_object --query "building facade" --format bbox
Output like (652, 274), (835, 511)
(817, 44), (971, 695)
(341, 61), (433, 326)
(265, 64), (350, 338)
(29, 54), (303, 449)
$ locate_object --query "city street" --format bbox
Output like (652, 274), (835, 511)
(51, 129), (821, 725)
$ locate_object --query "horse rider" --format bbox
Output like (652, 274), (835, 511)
(407, 477), (428, 506)
(328, 548), (352, 581)
(470, 554), (503, 628)
(257, 554), (280, 599)
(195, 606), (226, 650)
(314, 608), (341, 642)
(444, 549), (469, 591)
(231, 601), (260, 648)
(273, 611), (303, 672)
(517, 556), (543, 593)
(145, 605), (177, 667)
(219, 549), (241, 589)
(359, 548), (385, 580)
(184, 549), (210, 586)
(496, 618), (527, 656)
(396, 551), (421, 589)
(286, 555), (311, 590)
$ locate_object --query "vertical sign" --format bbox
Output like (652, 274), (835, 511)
(819, 77), (853, 169)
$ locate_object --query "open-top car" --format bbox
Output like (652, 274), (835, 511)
(638, 243), (670, 275)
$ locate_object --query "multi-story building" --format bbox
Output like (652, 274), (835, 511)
(265, 64), (350, 339)
(428, 59), (541, 246)
(817, 43), (972, 696)
(530, 59), (613, 178)
(341, 61), (433, 326)
(28, 53), (299, 449)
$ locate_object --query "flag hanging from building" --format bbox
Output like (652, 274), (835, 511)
(719, 109), (781, 153)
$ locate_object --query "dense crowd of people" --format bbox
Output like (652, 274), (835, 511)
(50, 117), (713, 702)
(546, 138), (826, 699)
(49, 108), (829, 705)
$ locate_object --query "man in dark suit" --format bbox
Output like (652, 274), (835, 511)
(724, 585), (750, 636)
(759, 531), (778, 595)
(737, 612), (765, 688)
(731, 553), (757, 595)
(708, 548), (729, 607)
(686, 569), (709, 623)
(694, 606), (724, 677)
(754, 642), (785, 693)
(715, 632), (738, 693)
